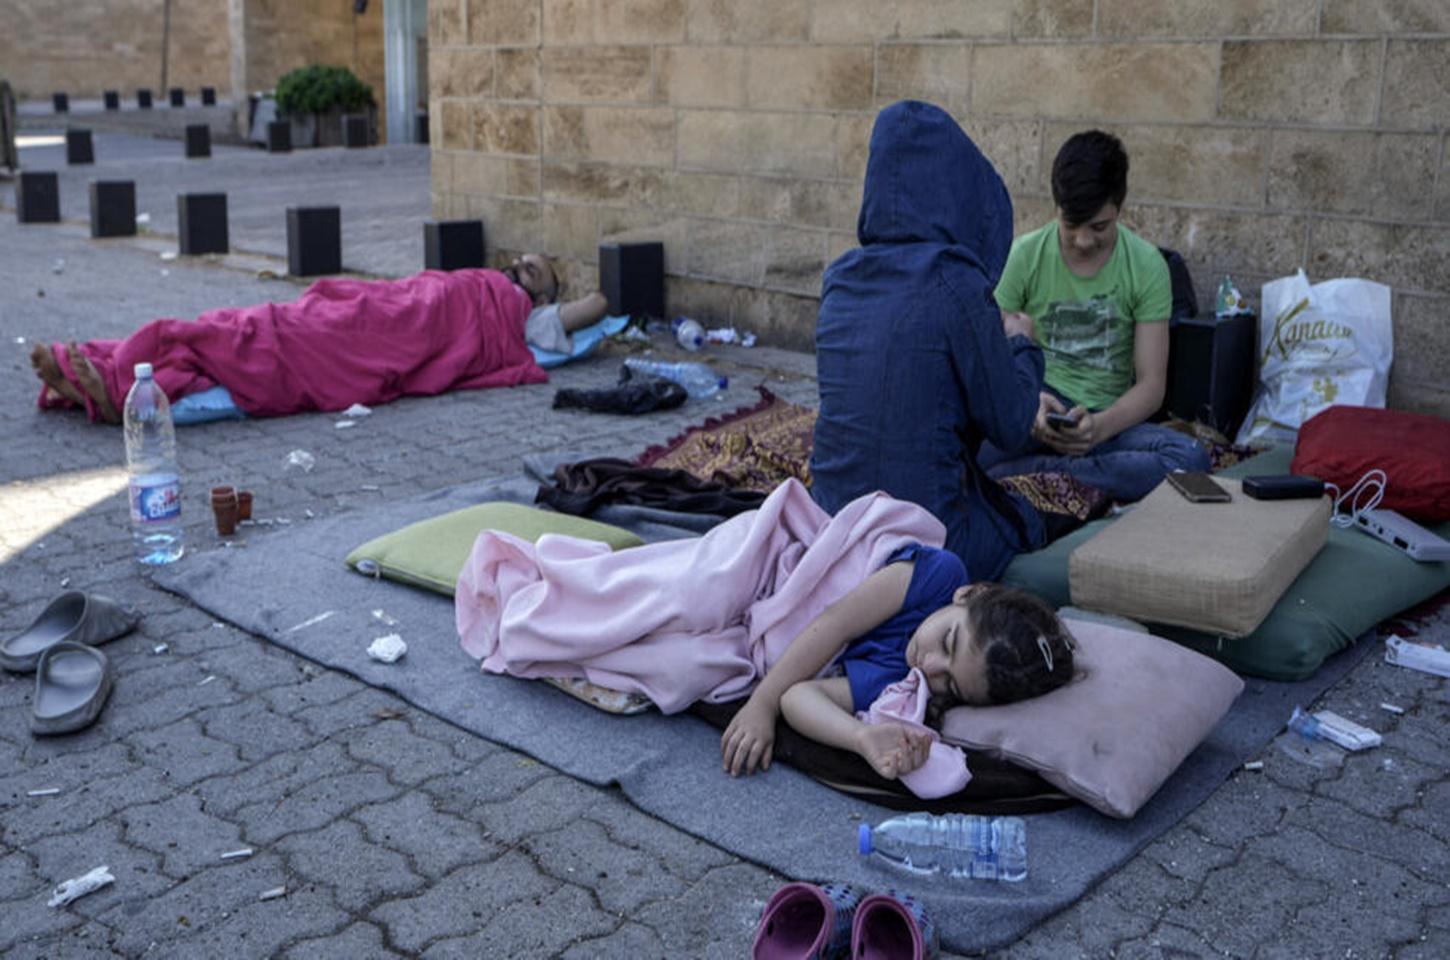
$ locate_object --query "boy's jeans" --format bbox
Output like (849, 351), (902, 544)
(979, 418), (1211, 503)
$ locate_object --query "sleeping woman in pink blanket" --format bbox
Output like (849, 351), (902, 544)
(456, 479), (1075, 797)
(27, 254), (606, 424)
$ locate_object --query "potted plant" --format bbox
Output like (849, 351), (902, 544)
(274, 65), (376, 148)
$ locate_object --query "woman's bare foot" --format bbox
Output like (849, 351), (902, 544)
(62, 342), (121, 424)
(29, 342), (87, 406)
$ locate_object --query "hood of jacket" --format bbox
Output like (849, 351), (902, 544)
(853, 100), (1014, 284)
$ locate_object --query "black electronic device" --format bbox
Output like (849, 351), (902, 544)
(1242, 474), (1326, 501)
(1045, 411), (1080, 431)
(1166, 313), (1257, 438)
(1166, 470), (1232, 504)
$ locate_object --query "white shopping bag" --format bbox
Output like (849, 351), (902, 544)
(1237, 270), (1393, 444)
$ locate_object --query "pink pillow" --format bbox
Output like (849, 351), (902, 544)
(939, 618), (1244, 818)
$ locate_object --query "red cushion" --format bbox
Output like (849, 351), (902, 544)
(1292, 406), (1450, 522)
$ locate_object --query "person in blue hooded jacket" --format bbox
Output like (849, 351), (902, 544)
(810, 101), (1046, 583)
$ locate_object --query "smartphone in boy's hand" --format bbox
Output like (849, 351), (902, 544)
(1044, 411), (1080, 431)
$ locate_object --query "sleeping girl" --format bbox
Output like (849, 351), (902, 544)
(455, 479), (1074, 789)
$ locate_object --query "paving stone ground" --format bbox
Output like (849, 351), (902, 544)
(1, 136), (1447, 958)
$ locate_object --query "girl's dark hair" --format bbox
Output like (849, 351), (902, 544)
(1051, 130), (1129, 226)
(967, 585), (1076, 705)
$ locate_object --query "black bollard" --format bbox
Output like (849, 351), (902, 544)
(169, 87), (185, 107)
(599, 241), (665, 319)
(177, 193), (228, 255)
(103, 90), (120, 111)
(423, 220), (486, 271)
(286, 206), (342, 277)
(65, 129), (95, 165)
(201, 86), (216, 106)
(184, 124), (212, 159)
(266, 120), (292, 153)
(342, 114), (371, 148)
(414, 111), (429, 144)
(89, 181), (137, 238)
(137, 88), (153, 109)
(17, 172), (61, 224)
(52, 92), (69, 113)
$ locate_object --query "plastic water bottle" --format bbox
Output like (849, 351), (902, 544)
(622, 358), (727, 399)
(858, 813), (1027, 882)
(123, 362), (184, 564)
(672, 316), (705, 351)
(1286, 706), (1324, 741)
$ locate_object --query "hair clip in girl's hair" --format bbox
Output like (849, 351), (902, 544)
(1036, 634), (1054, 673)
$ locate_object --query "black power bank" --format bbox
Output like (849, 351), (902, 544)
(1242, 474), (1325, 501)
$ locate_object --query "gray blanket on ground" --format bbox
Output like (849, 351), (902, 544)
(153, 470), (1374, 954)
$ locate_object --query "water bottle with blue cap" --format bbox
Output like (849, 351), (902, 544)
(858, 812), (1027, 881)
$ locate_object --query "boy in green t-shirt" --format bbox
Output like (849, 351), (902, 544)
(985, 130), (1208, 502)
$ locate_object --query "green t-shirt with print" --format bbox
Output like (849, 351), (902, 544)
(994, 222), (1171, 411)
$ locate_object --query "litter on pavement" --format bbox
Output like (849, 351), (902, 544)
(367, 634), (407, 663)
(49, 866), (115, 907)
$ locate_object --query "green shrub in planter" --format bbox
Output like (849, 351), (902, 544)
(275, 65), (375, 117)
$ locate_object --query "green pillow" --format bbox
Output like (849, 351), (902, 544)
(345, 502), (643, 596)
(1003, 445), (1450, 680)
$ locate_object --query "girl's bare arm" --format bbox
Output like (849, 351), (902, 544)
(781, 677), (931, 781)
(721, 561), (912, 776)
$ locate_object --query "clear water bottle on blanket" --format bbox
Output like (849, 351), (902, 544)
(622, 358), (727, 399)
(672, 316), (706, 351)
(859, 812), (1027, 881)
(123, 362), (185, 565)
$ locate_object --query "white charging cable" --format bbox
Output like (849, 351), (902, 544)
(1323, 469), (1386, 528)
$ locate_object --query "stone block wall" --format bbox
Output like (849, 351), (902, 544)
(431, 0), (1450, 414)
(0, 0), (231, 97)
(1, 0), (384, 138)
(236, 0), (385, 120)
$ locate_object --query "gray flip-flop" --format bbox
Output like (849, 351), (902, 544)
(31, 642), (114, 736)
(0, 591), (139, 673)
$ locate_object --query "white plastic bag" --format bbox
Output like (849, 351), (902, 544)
(1237, 270), (1392, 444)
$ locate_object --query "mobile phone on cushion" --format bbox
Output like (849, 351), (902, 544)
(1045, 411), (1080, 431)
(1166, 470), (1232, 503)
(1242, 474), (1326, 501)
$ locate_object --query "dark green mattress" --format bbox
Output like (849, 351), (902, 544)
(1002, 446), (1450, 680)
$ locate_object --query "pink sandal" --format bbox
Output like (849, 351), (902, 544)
(753, 881), (866, 960)
(850, 889), (938, 960)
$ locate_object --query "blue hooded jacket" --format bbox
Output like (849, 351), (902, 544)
(809, 101), (1045, 581)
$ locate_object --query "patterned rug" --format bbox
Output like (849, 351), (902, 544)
(636, 389), (1262, 524)
(636, 387), (815, 491)
(634, 388), (1194, 524)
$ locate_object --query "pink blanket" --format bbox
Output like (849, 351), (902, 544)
(455, 479), (946, 714)
(43, 269), (545, 420)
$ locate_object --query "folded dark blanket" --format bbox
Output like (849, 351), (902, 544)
(552, 378), (687, 414)
(537, 457), (768, 518)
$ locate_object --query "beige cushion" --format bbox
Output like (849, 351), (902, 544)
(940, 618), (1244, 818)
(1068, 478), (1330, 637)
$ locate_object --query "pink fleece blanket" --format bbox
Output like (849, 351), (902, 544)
(42, 269), (545, 420)
(455, 479), (946, 714)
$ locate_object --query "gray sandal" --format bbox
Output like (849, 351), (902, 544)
(0, 591), (139, 673)
(31, 642), (114, 736)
